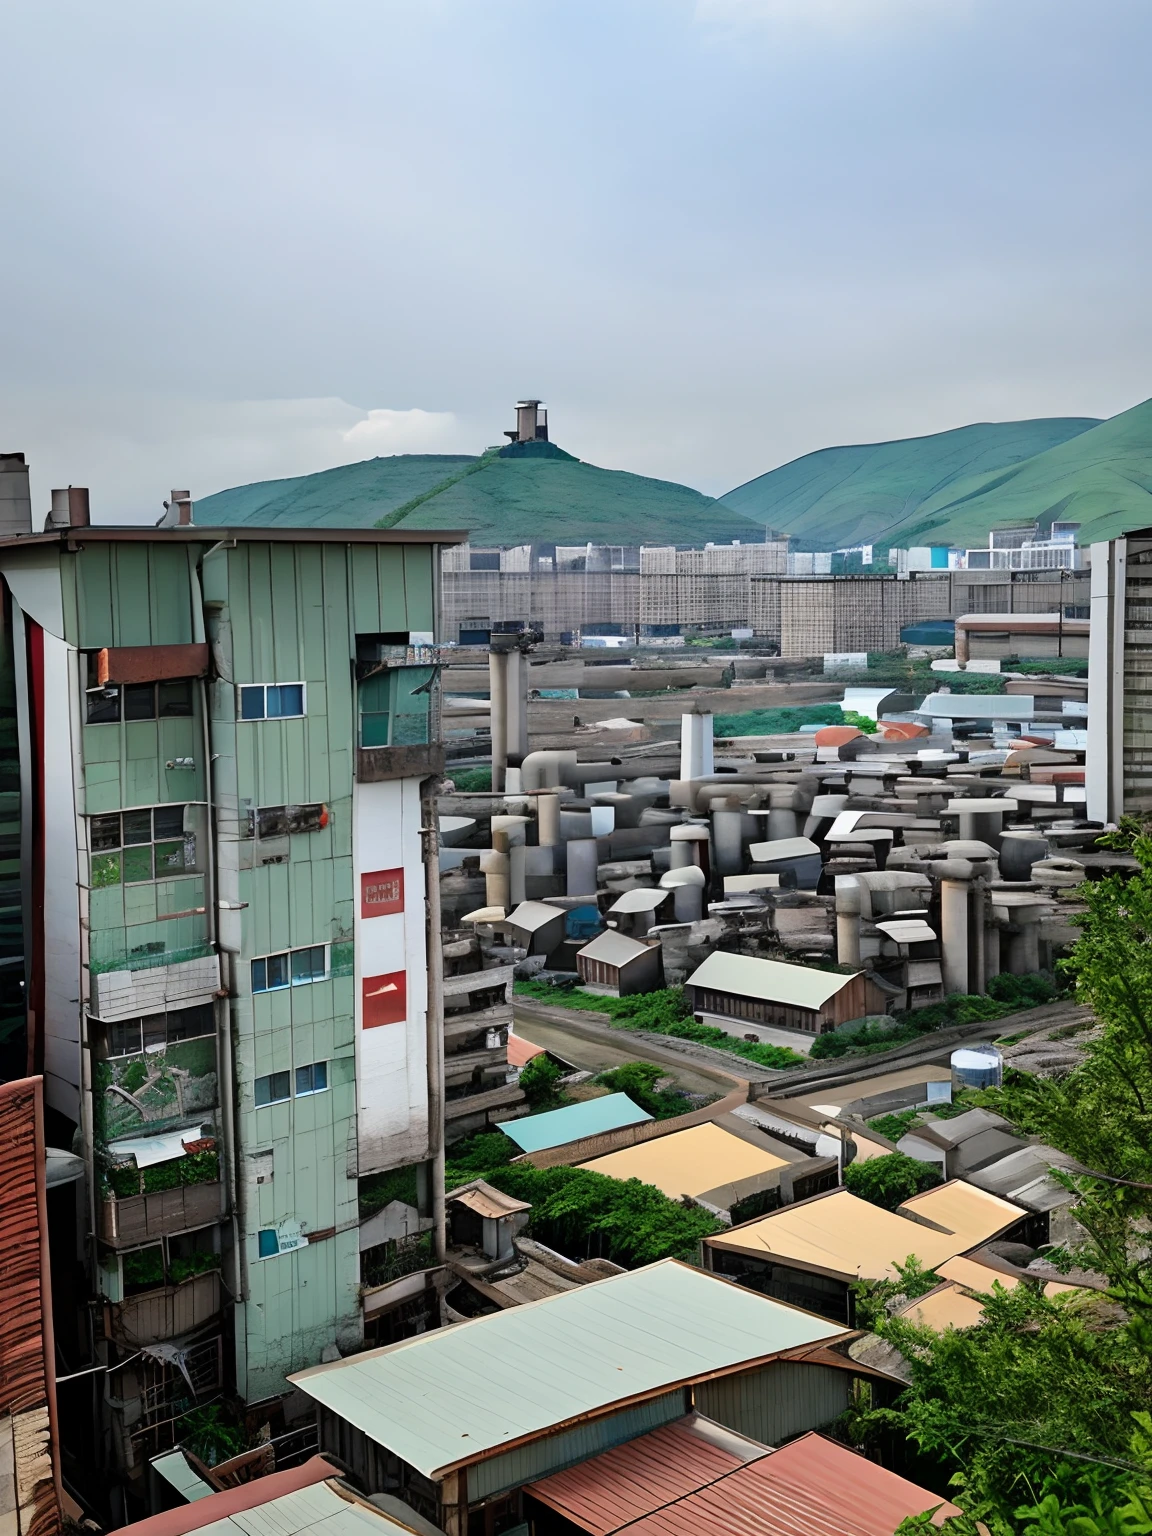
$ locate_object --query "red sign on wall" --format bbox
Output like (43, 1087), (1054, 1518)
(363, 970), (406, 1029)
(361, 868), (404, 918)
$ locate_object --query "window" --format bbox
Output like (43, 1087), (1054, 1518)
(295, 1061), (328, 1096)
(85, 657), (193, 724)
(358, 667), (433, 749)
(90, 806), (197, 887)
(251, 944), (329, 994)
(257, 1229), (279, 1259)
(239, 683), (305, 721)
(254, 803), (327, 838)
(254, 1070), (291, 1107)
(102, 1004), (214, 1059)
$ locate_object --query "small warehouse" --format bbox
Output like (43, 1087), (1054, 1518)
(289, 1260), (867, 1536)
(702, 1183), (1031, 1325)
(496, 1093), (653, 1155)
(499, 900), (568, 957)
(576, 930), (662, 996)
(685, 953), (893, 1036)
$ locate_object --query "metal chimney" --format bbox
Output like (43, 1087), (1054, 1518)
(0, 454), (32, 536)
(49, 487), (90, 528)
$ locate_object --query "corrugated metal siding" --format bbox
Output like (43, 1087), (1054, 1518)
(71, 544), (199, 649)
(695, 1362), (850, 1448)
(468, 1391), (687, 1502)
(0, 1078), (61, 1536)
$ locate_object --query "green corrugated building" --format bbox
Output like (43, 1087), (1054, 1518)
(0, 475), (462, 1516)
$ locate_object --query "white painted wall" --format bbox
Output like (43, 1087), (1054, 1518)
(353, 775), (429, 1174)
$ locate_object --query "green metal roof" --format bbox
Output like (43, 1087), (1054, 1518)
(289, 1259), (843, 1478)
(191, 1481), (412, 1536)
(496, 1093), (652, 1154)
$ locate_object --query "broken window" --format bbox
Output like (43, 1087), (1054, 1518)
(89, 805), (200, 887)
(84, 656), (194, 723)
(100, 1003), (214, 1059)
(254, 803), (327, 839)
(358, 666), (434, 749)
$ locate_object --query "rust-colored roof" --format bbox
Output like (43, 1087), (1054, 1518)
(527, 1418), (756, 1535)
(529, 1427), (957, 1536)
(113, 1457), (341, 1536)
(0, 1076), (62, 1536)
(622, 1432), (960, 1536)
(506, 1032), (544, 1067)
(813, 726), (863, 747)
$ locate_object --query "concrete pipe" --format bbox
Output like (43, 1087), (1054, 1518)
(940, 872), (972, 996)
(669, 823), (710, 878)
(946, 798), (1008, 848)
(999, 829), (1050, 882)
(491, 814), (529, 846)
(489, 650), (509, 792)
(480, 848), (510, 910)
(537, 793), (561, 848)
(520, 750), (579, 791)
(566, 838), (599, 897)
(508, 843), (527, 906)
(711, 808), (745, 876)
(661, 865), (706, 922)
(679, 712), (715, 781)
(835, 875), (862, 967)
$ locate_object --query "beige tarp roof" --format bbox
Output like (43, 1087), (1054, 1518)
(579, 1123), (789, 1202)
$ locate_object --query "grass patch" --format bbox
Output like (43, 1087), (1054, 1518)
(713, 704), (844, 737)
(868, 1109), (922, 1143)
(514, 980), (806, 1070)
(448, 766), (492, 792)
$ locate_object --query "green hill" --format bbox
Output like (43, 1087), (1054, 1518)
(196, 440), (754, 547)
(897, 396), (1152, 548)
(719, 417), (1100, 550)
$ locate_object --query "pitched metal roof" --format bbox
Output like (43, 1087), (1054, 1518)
(446, 1180), (531, 1219)
(613, 1431), (961, 1535)
(496, 1093), (652, 1154)
(502, 900), (567, 932)
(288, 1260), (844, 1478)
(579, 1123), (789, 1202)
(109, 1459), (340, 1536)
(608, 888), (671, 913)
(527, 1416), (767, 1534)
(176, 1479), (415, 1536)
(576, 930), (652, 966)
(686, 953), (857, 1012)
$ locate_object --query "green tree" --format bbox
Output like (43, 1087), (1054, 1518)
(594, 1061), (694, 1119)
(518, 1054), (565, 1108)
(843, 1151), (942, 1210)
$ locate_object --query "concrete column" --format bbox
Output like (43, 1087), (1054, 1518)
(508, 843), (527, 906)
(505, 646), (529, 760)
(489, 649), (508, 793)
(768, 807), (798, 840)
(834, 876), (862, 968)
(537, 792), (561, 847)
(566, 838), (599, 897)
(680, 712), (714, 780)
(711, 808), (745, 876)
(948, 798), (1007, 848)
(672, 884), (703, 922)
(1008, 910), (1042, 974)
(940, 878), (970, 995)
(482, 848), (510, 910)
(970, 882), (986, 995)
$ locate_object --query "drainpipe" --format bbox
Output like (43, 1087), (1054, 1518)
(420, 779), (446, 1264)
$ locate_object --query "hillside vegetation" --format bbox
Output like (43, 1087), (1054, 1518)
(196, 441), (753, 547)
(720, 416), (1099, 550)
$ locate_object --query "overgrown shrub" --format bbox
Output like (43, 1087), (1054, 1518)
(169, 1251), (222, 1284)
(518, 1054), (566, 1108)
(713, 705), (844, 737)
(844, 1151), (943, 1210)
(359, 1164), (420, 1218)
(594, 1061), (695, 1119)
(449, 767), (492, 792)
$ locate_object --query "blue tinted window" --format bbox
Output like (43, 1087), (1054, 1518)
(291, 946), (326, 985)
(251, 958), (266, 993)
(254, 1070), (290, 1107)
(257, 1229), (278, 1259)
(240, 686), (265, 720)
(266, 684), (304, 718)
(295, 1061), (328, 1096)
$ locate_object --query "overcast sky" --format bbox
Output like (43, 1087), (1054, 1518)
(3, 0), (1151, 519)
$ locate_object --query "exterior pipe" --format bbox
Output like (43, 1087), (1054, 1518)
(420, 779), (447, 1265)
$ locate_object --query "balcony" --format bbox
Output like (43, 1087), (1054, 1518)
(356, 743), (444, 783)
(106, 1269), (224, 1348)
(100, 1181), (224, 1248)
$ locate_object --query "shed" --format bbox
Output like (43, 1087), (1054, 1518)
(445, 1180), (531, 1264)
(703, 1183), (1029, 1325)
(576, 1120), (805, 1212)
(496, 1093), (652, 1154)
(576, 930), (662, 997)
(685, 953), (891, 1037)
(606, 887), (673, 936)
(289, 1260), (852, 1536)
(500, 901), (567, 957)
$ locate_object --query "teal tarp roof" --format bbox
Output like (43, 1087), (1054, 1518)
(496, 1093), (651, 1154)
(288, 1259), (843, 1478)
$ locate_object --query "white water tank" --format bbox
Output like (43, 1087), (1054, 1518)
(951, 1043), (1003, 1092)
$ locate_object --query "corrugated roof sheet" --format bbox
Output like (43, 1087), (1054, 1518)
(289, 1260), (844, 1478)
(527, 1417), (763, 1535)
(503, 901), (566, 933)
(577, 930), (652, 966)
(896, 1179), (1025, 1247)
(150, 1452), (216, 1502)
(506, 1032), (544, 1067)
(0, 1077), (61, 1536)
(893, 1281), (989, 1332)
(617, 1431), (960, 1535)
(686, 953), (855, 1012)
(579, 1123), (789, 1202)
(446, 1180), (531, 1219)
(114, 1461), (340, 1536)
(183, 1480), (413, 1536)
(497, 1093), (652, 1154)
(707, 1190), (973, 1282)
